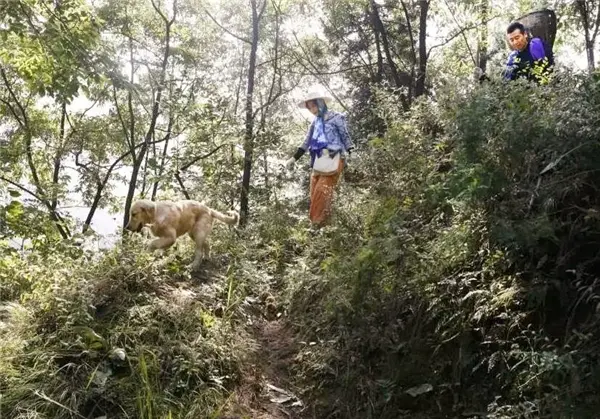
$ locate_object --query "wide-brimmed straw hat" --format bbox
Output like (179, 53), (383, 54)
(297, 90), (333, 109)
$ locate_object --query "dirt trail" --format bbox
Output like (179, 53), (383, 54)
(219, 317), (306, 419)
(187, 259), (308, 419)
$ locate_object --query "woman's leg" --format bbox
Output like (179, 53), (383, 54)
(309, 161), (342, 226)
(309, 173), (320, 224)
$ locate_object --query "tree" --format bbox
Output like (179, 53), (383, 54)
(239, 0), (267, 227)
(0, 0), (105, 239)
(204, 0), (304, 226)
(477, 0), (490, 73)
(574, 0), (600, 71)
(119, 0), (177, 229)
(415, 0), (430, 98)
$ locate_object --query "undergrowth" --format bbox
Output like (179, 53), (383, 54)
(0, 233), (256, 419)
(4, 73), (600, 419)
(279, 74), (600, 418)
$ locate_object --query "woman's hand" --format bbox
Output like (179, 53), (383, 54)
(345, 147), (353, 164)
(285, 157), (296, 170)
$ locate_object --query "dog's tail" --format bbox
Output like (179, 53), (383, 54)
(210, 208), (239, 226)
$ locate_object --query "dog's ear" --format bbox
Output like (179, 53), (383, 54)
(139, 204), (152, 217)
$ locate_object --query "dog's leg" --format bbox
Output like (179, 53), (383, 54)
(202, 239), (210, 259)
(190, 231), (207, 270)
(148, 229), (176, 251)
(190, 218), (212, 270)
(187, 230), (201, 269)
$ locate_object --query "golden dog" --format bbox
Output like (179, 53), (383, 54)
(125, 199), (239, 269)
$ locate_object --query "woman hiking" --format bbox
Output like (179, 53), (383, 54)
(285, 90), (353, 228)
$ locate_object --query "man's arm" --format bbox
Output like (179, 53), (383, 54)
(502, 51), (518, 80)
(529, 38), (547, 61)
(529, 38), (553, 83)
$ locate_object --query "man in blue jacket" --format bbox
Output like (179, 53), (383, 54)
(502, 22), (554, 83)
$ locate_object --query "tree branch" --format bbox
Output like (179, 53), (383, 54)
(0, 68), (70, 237)
(0, 176), (44, 202)
(287, 63), (377, 76)
(400, 0), (418, 65)
(112, 85), (131, 144)
(290, 31), (349, 112)
(0, 97), (24, 127)
(180, 144), (227, 171)
(150, 0), (168, 23)
(203, 8), (251, 44)
(427, 16), (498, 59)
(51, 101), (67, 211)
(0, 175), (71, 238)
(258, 0), (268, 21)
(0, 68), (28, 127)
(592, 1), (600, 43)
(173, 144), (228, 199)
(174, 171), (191, 199)
(441, 0), (477, 66)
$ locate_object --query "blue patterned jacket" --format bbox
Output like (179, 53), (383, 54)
(293, 111), (353, 164)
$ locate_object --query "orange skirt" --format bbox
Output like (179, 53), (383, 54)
(309, 159), (343, 226)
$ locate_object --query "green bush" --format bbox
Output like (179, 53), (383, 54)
(284, 73), (600, 418)
(0, 238), (249, 418)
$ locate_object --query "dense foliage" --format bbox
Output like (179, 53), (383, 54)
(284, 75), (600, 418)
(2, 0), (600, 417)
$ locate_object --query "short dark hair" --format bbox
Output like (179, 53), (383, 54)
(507, 22), (525, 34)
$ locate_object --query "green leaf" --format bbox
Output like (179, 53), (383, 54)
(6, 200), (24, 218)
(72, 326), (108, 349)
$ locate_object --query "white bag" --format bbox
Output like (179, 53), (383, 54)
(313, 151), (340, 173)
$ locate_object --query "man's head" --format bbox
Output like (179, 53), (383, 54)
(125, 199), (155, 232)
(507, 22), (528, 52)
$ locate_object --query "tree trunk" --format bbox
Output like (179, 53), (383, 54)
(151, 118), (172, 200)
(150, 62), (177, 201)
(239, 0), (263, 227)
(122, 1), (175, 229)
(586, 39), (596, 71)
(0, 67), (70, 239)
(575, 0), (598, 72)
(370, 0), (409, 109)
(477, 0), (489, 73)
(370, 0), (406, 93)
(415, 0), (429, 98)
(51, 101), (67, 211)
(369, 2), (384, 83)
(139, 134), (151, 197)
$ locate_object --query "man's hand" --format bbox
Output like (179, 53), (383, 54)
(285, 157), (296, 170)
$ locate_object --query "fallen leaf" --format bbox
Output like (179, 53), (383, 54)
(266, 383), (291, 395)
(406, 383), (433, 397)
(269, 395), (292, 404)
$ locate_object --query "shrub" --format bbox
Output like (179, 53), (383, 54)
(0, 238), (250, 418)
(284, 73), (600, 418)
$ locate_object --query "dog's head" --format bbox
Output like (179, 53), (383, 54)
(125, 200), (155, 233)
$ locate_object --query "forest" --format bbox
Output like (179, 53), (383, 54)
(2, 0), (600, 418)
